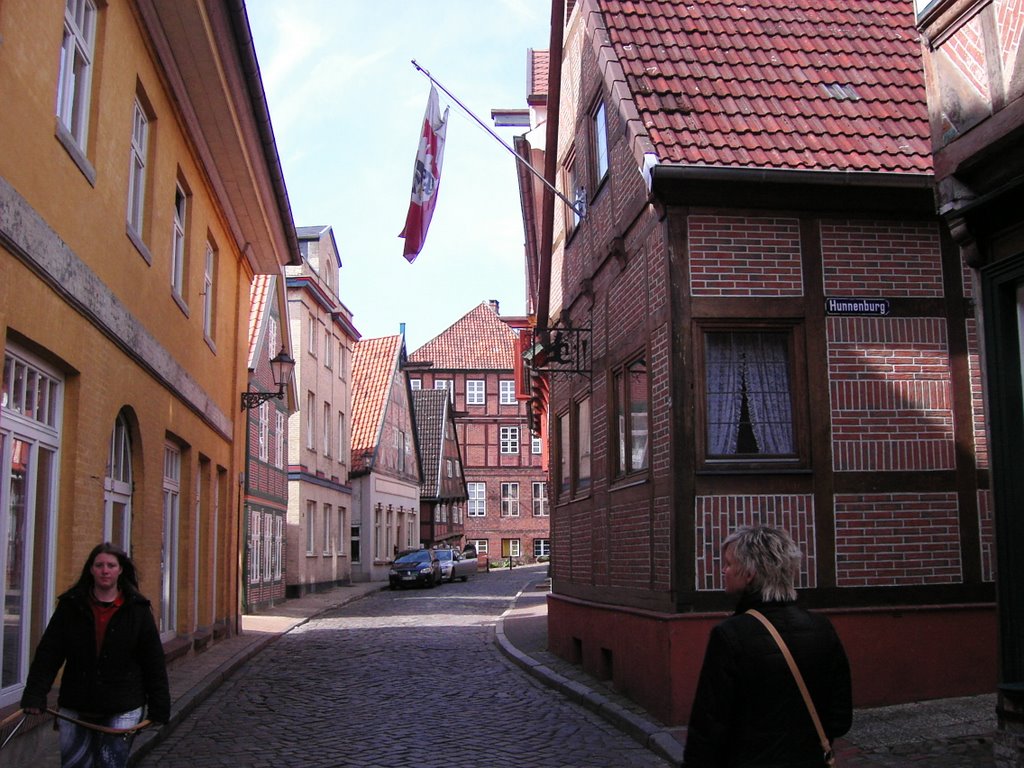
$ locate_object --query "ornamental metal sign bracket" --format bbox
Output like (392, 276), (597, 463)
(528, 325), (592, 377)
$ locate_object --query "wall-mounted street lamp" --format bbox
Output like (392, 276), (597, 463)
(240, 348), (295, 411)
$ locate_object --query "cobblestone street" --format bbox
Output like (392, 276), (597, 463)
(137, 567), (670, 768)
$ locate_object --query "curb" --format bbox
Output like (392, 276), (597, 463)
(494, 582), (685, 767)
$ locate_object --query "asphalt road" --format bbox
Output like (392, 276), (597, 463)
(136, 566), (672, 768)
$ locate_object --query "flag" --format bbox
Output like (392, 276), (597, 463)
(400, 86), (449, 263)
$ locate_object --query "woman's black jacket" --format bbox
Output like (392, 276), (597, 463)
(20, 587), (171, 723)
(682, 593), (852, 767)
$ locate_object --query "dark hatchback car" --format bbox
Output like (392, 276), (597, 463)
(388, 548), (441, 589)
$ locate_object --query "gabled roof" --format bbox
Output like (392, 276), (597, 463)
(350, 335), (404, 474)
(589, 0), (931, 174)
(409, 302), (517, 370)
(247, 274), (273, 365)
(411, 389), (450, 497)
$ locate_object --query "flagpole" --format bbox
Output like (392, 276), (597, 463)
(411, 60), (584, 218)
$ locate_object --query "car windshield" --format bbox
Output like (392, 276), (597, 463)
(395, 551), (431, 564)
(435, 550), (453, 562)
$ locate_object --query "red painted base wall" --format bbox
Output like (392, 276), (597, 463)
(548, 594), (996, 726)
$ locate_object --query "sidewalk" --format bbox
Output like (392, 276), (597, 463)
(495, 572), (998, 767)
(131, 570), (997, 767)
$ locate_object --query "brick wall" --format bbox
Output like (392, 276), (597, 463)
(828, 316), (955, 471)
(689, 215), (803, 296)
(821, 221), (943, 296)
(695, 495), (817, 591)
(834, 493), (962, 586)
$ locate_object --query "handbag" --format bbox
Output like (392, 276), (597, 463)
(747, 609), (837, 768)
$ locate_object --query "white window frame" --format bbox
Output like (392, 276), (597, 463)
(409, 378), (422, 390)
(306, 391), (315, 450)
(534, 538), (551, 558)
(306, 500), (316, 555)
(500, 425), (520, 454)
(500, 482), (520, 517)
(171, 184), (187, 299)
(104, 412), (132, 552)
(249, 509), (261, 585)
(434, 379), (453, 402)
(532, 481), (548, 517)
(323, 401), (331, 457)
(499, 380), (516, 405)
(337, 411), (345, 465)
(467, 380), (485, 405)
(469, 539), (488, 555)
(467, 482), (486, 517)
(532, 435), (543, 455)
(593, 101), (609, 183)
(324, 332), (333, 369)
(202, 242), (216, 341)
(274, 515), (283, 579)
(127, 98), (148, 237)
(308, 315), (317, 357)
(275, 411), (285, 469)
(258, 401), (269, 462)
(323, 503), (332, 555)
(56, 0), (97, 149)
(1, 348), (62, 704)
(161, 442), (181, 639)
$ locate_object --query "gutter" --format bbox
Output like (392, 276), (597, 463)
(651, 163), (934, 190)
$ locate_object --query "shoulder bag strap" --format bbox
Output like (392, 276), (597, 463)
(746, 609), (833, 760)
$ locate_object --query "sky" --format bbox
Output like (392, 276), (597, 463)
(246, 1), (549, 353)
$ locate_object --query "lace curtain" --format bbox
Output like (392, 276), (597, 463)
(705, 332), (793, 455)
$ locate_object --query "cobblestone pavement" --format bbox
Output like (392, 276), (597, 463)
(136, 567), (671, 768)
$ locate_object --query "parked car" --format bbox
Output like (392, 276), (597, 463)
(388, 549), (441, 589)
(435, 548), (477, 583)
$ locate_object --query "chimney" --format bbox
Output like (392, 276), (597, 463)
(488, 299), (500, 314)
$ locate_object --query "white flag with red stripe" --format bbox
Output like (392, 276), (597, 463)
(400, 86), (449, 263)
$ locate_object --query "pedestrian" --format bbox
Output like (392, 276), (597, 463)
(21, 542), (170, 768)
(682, 525), (852, 767)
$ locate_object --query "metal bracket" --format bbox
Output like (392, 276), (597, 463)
(528, 325), (591, 376)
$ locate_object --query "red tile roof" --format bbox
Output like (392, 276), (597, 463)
(409, 302), (518, 370)
(350, 334), (404, 473)
(247, 275), (272, 367)
(590, 0), (932, 174)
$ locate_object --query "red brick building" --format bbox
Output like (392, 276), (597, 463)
(408, 302), (550, 563)
(913, 0), (1024, 758)
(518, 0), (995, 726)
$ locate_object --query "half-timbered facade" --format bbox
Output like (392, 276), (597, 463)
(520, 0), (995, 726)
(412, 388), (469, 547)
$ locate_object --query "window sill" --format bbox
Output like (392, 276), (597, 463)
(55, 120), (96, 187)
(127, 226), (153, 265)
(172, 291), (190, 317)
(610, 474), (649, 491)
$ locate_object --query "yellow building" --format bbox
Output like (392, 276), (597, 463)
(0, 0), (299, 746)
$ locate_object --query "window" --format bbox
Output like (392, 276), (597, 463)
(534, 538), (551, 558)
(409, 378), (422, 390)
(502, 539), (521, 558)
(499, 380), (516, 405)
(127, 99), (149, 238)
(500, 426), (520, 454)
(249, 510), (261, 584)
(532, 482), (548, 517)
(161, 442), (181, 637)
(274, 516), (283, 579)
(202, 242), (216, 341)
(305, 501), (316, 554)
(57, 0), (97, 150)
(500, 482), (520, 517)
(613, 356), (650, 476)
(1, 348), (62, 701)
(258, 401), (269, 462)
(324, 332), (333, 369)
(323, 503), (332, 555)
(262, 512), (273, 582)
(105, 412), (132, 552)
(562, 147), (582, 234)
(171, 184), (188, 300)
(576, 397), (592, 491)
(592, 101), (609, 184)
(306, 392), (315, 450)
(275, 412), (285, 469)
(532, 435), (542, 455)
(469, 539), (488, 555)
(351, 524), (361, 563)
(467, 482), (486, 516)
(338, 342), (345, 380)
(337, 507), (346, 555)
(446, 459), (453, 478)
(558, 411), (570, 496)
(467, 379), (485, 405)
(323, 402), (331, 457)
(434, 379), (453, 402)
(308, 315), (317, 356)
(703, 330), (796, 459)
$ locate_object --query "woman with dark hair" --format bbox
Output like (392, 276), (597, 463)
(682, 525), (852, 767)
(21, 543), (170, 768)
